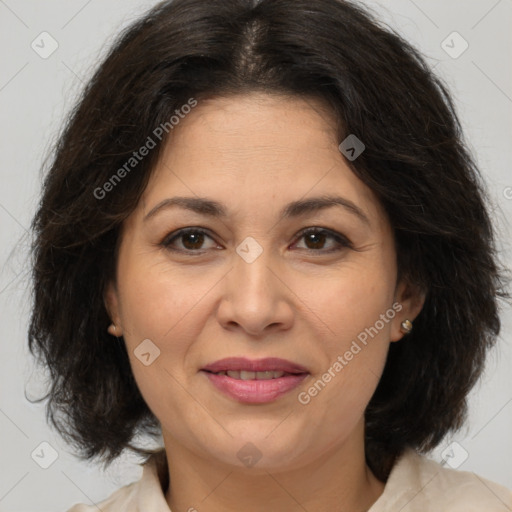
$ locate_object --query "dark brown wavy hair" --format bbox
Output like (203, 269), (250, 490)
(28, 0), (509, 481)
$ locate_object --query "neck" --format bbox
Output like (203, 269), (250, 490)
(162, 423), (385, 512)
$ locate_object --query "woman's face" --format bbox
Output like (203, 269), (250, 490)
(106, 93), (420, 472)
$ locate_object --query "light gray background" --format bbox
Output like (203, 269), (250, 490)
(1, 1), (511, 511)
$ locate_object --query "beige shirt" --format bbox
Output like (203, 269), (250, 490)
(67, 448), (512, 511)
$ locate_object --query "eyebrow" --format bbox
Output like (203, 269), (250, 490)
(143, 195), (370, 225)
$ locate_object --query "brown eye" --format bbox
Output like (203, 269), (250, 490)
(162, 228), (217, 253)
(294, 227), (353, 253)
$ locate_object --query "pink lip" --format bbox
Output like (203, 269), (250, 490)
(202, 371), (308, 403)
(201, 357), (308, 373)
(201, 357), (309, 404)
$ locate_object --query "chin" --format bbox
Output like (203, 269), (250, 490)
(198, 430), (311, 472)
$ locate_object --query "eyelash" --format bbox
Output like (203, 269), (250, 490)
(160, 227), (353, 255)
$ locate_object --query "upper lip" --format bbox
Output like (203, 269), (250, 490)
(202, 357), (309, 374)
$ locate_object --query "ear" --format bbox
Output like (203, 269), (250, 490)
(390, 280), (425, 342)
(104, 280), (123, 336)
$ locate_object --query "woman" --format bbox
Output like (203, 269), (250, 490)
(29, 0), (512, 510)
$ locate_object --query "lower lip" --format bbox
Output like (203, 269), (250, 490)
(202, 371), (308, 403)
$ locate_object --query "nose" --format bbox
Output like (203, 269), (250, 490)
(215, 245), (294, 337)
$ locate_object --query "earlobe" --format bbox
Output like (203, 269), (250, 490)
(104, 280), (122, 335)
(390, 280), (426, 342)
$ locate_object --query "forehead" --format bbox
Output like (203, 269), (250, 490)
(138, 93), (386, 228)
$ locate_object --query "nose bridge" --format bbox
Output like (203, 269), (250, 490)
(232, 235), (275, 301)
(218, 235), (291, 334)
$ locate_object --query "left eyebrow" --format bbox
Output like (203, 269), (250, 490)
(280, 195), (370, 225)
(143, 194), (370, 226)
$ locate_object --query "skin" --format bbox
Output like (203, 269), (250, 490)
(105, 93), (424, 512)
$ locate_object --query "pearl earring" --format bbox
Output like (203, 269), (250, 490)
(400, 319), (413, 334)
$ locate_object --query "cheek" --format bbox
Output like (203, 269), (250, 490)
(115, 261), (206, 421)
(294, 260), (395, 413)
(113, 255), (205, 403)
(303, 262), (396, 349)
(117, 250), (209, 343)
